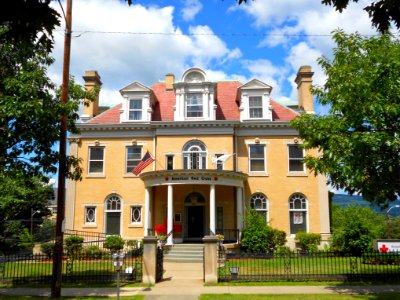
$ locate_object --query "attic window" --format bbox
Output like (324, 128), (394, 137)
(249, 96), (263, 118)
(128, 99), (142, 120)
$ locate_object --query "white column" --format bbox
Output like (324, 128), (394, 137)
(210, 184), (216, 235)
(167, 184), (173, 245)
(236, 187), (243, 231)
(144, 187), (151, 236)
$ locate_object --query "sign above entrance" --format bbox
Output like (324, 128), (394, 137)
(164, 176), (218, 183)
(140, 170), (248, 188)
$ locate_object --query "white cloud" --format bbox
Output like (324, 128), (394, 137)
(181, 0), (203, 21)
(50, 0), (239, 106)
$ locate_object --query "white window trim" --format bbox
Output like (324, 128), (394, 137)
(129, 205), (143, 227)
(287, 144), (307, 176)
(166, 154), (174, 170)
(247, 143), (268, 176)
(288, 194), (309, 236)
(87, 145), (106, 177)
(250, 193), (269, 223)
(84, 205), (97, 227)
(248, 96), (263, 119)
(128, 98), (143, 121)
(125, 145), (143, 174)
(185, 93), (204, 119)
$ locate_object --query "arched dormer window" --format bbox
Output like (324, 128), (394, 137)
(182, 140), (207, 170)
(173, 68), (216, 121)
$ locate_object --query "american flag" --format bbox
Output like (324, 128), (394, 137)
(132, 150), (155, 175)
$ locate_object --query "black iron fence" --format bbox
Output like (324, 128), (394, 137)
(218, 250), (400, 282)
(0, 250), (142, 284)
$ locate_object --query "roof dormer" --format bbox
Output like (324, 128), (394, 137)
(173, 68), (216, 121)
(119, 82), (154, 123)
(239, 79), (273, 122)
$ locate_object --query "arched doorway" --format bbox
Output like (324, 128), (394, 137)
(105, 194), (121, 235)
(184, 191), (205, 241)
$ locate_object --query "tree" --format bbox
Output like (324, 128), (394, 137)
(321, 0), (400, 33)
(291, 30), (400, 208)
(330, 204), (385, 255)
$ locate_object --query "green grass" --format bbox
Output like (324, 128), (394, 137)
(218, 255), (400, 280)
(200, 294), (400, 300)
(0, 297), (145, 300)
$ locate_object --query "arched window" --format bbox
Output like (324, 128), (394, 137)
(289, 193), (308, 234)
(182, 140), (207, 170)
(106, 195), (121, 211)
(250, 193), (268, 222)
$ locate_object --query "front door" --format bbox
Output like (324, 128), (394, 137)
(106, 212), (121, 235)
(187, 206), (204, 238)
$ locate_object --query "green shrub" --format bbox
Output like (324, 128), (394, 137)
(295, 232), (321, 252)
(241, 208), (286, 253)
(64, 235), (84, 256)
(84, 245), (103, 258)
(104, 235), (125, 253)
(41, 242), (55, 258)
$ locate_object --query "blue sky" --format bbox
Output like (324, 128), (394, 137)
(49, 0), (379, 115)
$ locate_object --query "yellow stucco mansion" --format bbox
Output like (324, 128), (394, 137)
(65, 66), (330, 247)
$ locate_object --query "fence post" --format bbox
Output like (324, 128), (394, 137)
(203, 236), (218, 284)
(142, 236), (158, 285)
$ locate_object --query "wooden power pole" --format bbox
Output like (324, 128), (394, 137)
(51, 0), (72, 297)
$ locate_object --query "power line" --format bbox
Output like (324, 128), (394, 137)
(56, 29), (386, 38)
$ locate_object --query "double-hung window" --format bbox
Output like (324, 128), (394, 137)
(166, 155), (174, 170)
(88, 146), (104, 174)
(186, 93), (203, 118)
(288, 144), (305, 172)
(128, 99), (142, 120)
(126, 146), (142, 173)
(249, 144), (265, 172)
(249, 96), (263, 118)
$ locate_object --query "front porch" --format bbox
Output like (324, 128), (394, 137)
(140, 170), (247, 245)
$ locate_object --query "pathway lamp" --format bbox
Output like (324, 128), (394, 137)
(112, 253), (125, 300)
(386, 205), (400, 239)
(30, 209), (41, 236)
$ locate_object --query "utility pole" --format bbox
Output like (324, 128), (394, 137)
(51, 0), (72, 297)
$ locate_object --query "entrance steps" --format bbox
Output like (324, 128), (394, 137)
(163, 244), (204, 262)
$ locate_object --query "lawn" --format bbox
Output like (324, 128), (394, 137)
(200, 294), (400, 300)
(218, 254), (400, 282)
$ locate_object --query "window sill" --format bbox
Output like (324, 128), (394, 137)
(86, 174), (106, 178)
(83, 224), (97, 228)
(128, 224), (143, 228)
(249, 172), (269, 177)
(287, 172), (307, 177)
(123, 174), (140, 178)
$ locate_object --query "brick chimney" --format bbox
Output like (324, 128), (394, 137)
(81, 70), (102, 122)
(294, 66), (314, 113)
(165, 73), (175, 91)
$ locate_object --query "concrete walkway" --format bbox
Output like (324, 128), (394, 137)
(2, 262), (400, 299)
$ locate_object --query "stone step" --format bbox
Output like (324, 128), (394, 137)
(164, 244), (204, 262)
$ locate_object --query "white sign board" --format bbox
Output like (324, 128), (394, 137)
(376, 240), (400, 252)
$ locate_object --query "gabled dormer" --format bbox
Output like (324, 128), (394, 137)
(173, 68), (216, 121)
(239, 79), (273, 121)
(119, 82), (154, 123)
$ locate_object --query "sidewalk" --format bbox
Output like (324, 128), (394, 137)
(1, 262), (400, 299)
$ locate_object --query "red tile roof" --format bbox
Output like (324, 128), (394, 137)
(87, 82), (298, 124)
